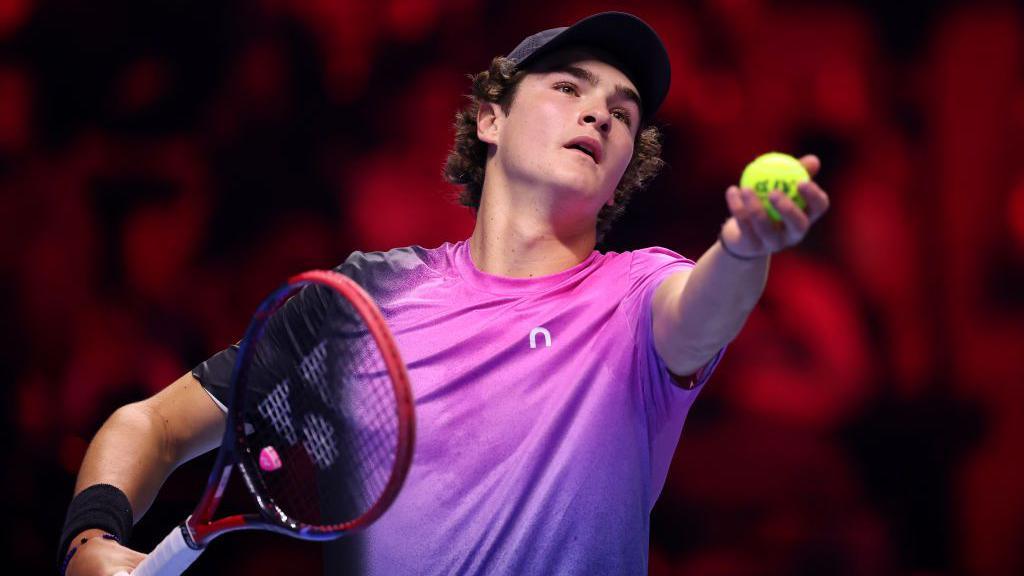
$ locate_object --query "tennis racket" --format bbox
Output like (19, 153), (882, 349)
(120, 270), (415, 576)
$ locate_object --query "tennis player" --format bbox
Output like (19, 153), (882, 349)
(59, 11), (829, 576)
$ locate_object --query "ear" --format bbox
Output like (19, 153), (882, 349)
(605, 191), (616, 207)
(476, 101), (503, 145)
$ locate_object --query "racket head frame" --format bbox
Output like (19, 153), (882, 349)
(185, 270), (415, 547)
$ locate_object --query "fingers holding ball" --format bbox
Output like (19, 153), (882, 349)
(739, 152), (810, 223)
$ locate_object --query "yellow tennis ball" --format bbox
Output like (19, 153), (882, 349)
(739, 152), (809, 222)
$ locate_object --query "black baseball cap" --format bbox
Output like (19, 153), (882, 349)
(506, 12), (671, 120)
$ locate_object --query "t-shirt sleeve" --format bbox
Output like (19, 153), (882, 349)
(622, 247), (727, 507)
(623, 246), (726, 394)
(191, 345), (237, 411)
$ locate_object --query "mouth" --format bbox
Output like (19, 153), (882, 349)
(565, 138), (602, 164)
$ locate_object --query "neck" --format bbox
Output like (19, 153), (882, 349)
(469, 174), (598, 278)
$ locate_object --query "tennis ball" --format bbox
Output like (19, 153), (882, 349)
(739, 152), (809, 222)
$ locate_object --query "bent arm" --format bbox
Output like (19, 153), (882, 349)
(73, 372), (226, 518)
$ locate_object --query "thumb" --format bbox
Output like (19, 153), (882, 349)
(799, 154), (820, 177)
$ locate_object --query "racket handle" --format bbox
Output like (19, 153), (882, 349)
(129, 525), (204, 576)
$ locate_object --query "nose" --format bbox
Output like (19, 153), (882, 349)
(580, 107), (611, 135)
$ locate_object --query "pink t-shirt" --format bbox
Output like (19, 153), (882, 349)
(194, 240), (723, 575)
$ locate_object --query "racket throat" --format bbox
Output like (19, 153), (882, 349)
(187, 465), (235, 547)
(179, 520), (204, 551)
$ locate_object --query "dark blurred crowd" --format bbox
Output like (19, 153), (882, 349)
(2, 0), (1022, 574)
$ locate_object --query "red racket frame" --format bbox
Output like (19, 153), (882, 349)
(184, 270), (415, 546)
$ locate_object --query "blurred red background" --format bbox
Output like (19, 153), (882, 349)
(3, 0), (1022, 574)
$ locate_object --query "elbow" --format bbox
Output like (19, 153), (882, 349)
(656, 331), (725, 377)
(662, 346), (722, 378)
(655, 317), (735, 377)
(109, 401), (179, 469)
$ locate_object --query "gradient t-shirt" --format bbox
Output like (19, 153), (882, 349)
(193, 240), (723, 575)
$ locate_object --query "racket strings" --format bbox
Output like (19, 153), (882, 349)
(240, 285), (401, 530)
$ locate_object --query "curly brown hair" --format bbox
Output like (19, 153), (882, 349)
(442, 56), (666, 242)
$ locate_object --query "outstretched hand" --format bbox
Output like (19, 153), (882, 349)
(720, 154), (831, 258)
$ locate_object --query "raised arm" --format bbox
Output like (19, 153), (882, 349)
(61, 372), (226, 576)
(652, 155), (831, 377)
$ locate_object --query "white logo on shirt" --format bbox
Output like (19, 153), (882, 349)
(529, 327), (552, 349)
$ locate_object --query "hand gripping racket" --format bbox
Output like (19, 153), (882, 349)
(121, 270), (415, 576)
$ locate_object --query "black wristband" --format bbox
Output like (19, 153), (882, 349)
(57, 484), (133, 570)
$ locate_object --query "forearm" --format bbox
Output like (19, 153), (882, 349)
(654, 240), (769, 375)
(684, 238), (769, 338)
(74, 402), (179, 523)
(62, 374), (224, 572)
(61, 403), (180, 567)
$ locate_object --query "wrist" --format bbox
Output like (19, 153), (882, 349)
(717, 231), (768, 261)
(65, 528), (111, 554)
(60, 531), (120, 576)
(58, 484), (134, 572)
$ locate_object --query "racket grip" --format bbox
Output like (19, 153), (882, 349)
(129, 525), (204, 576)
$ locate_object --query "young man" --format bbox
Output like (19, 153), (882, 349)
(59, 12), (829, 576)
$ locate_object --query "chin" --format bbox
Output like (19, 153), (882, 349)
(545, 165), (606, 195)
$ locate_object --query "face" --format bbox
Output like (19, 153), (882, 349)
(478, 49), (642, 221)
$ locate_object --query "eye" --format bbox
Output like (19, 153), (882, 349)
(612, 108), (633, 126)
(555, 82), (579, 96)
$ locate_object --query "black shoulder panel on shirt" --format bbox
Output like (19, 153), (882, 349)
(334, 245), (439, 305)
(193, 245), (438, 407)
(191, 344), (238, 408)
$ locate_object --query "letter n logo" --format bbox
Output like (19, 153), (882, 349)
(529, 327), (552, 349)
